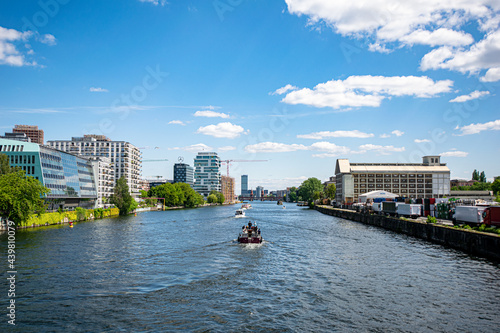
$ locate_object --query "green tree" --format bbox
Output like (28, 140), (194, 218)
(298, 177), (323, 204)
(288, 186), (298, 202)
(176, 183), (204, 208)
(0, 153), (11, 175)
(479, 171), (486, 182)
(110, 176), (134, 215)
(209, 190), (225, 204)
(207, 193), (218, 203)
(325, 183), (336, 199)
(472, 169), (479, 181)
(0, 170), (50, 226)
(492, 178), (500, 195)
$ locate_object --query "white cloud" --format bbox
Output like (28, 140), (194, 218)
(297, 130), (374, 139)
(218, 146), (236, 152)
(271, 84), (298, 95)
(39, 34), (56, 46)
(391, 130), (404, 137)
(481, 67), (500, 82)
(285, 1), (500, 78)
(139, 0), (167, 5)
(420, 30), (500, 75)
(449, 90), (490, 103)
(280, 75), (453, 109)
(244, 142), (308, 153)
(358, 144), (405, 155)
(168, 120), (185, 126)
(455, 119), (500, 135)
(196, 122), (246, 139)
(440, 151), (469, 157)
(89, 87), (109, 93)
(168, 143), (212, 152)
(414, 139), (431, 143)
(194, 110), (230, 118)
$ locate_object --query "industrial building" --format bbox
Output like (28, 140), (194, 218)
(0, 138), (97, 210)
(193, 152), (221, 198)
(335, 156), (451, 204)
(47, 135), (142, 197)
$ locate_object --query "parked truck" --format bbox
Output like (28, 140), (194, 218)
(381, 201), (398, 216)
(397, 204), (422, 219)
(453, 206), (487, 225)
(482, 206), (500, 227)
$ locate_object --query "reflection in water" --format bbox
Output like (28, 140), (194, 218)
(1, 202), (499, 332)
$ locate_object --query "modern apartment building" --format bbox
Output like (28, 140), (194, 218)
(47, 135), (142, 197)
(12, 125), (44, 144)
(241, 174), (248, 196)
(221, 175), (235, 203)
(89, 156), (115, 207)
(335, 156), (451, 204)
(0, 138), (97, 210)
(193, 152), (221, 198)
(173, 163), (194, 186)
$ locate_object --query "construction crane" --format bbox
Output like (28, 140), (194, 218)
(220, 160), (268, 177)
(142, 159), (169, 162)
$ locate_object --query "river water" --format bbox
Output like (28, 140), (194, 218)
(1, 201), (500, 332)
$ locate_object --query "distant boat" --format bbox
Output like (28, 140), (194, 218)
(282, 205), (286, 209)
(235, 209), (246, 218)
(241, 203), (252, 210)
(277, 200), (283, 205)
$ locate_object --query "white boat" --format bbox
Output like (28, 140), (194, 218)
(241, 203), (252, 210)
(235, 209), (246, 218)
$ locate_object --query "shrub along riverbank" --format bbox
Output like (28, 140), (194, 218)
(20, 207), (120, 229)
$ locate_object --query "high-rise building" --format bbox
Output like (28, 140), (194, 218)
(174, 163), (194, 186)
(89, 156), (115, 207)
(13, 125), (44, 144)
(0, 138), (97, 210)
(193, 152), (221, 198)
(256, 186), (264, 199)
(241, 174), (248, 196)
(47, 135), (142, 197)
(221, 175), (235, 203)
(335, 156), (451, 204)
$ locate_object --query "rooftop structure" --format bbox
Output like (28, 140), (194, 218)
(13, 125), (44, 144)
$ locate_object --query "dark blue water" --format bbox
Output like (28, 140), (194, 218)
(1, 201), (500, 332)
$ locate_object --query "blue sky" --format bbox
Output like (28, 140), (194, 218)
(1, 0), (499, 191)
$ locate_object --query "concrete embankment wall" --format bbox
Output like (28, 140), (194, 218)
(315, 205), (500, 262)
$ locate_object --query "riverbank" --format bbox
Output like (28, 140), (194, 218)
(315, 205), (500, 262)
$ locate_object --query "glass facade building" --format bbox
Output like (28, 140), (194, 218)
(193, 152), (221, 198)
(173, 163), (194, 186)
(241, 175), (248, 196)
(0, 138), (97, 209)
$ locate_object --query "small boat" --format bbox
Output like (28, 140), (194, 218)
(238, 222), (262, 244)
(282, 205), (286, 209)
(241, 203), (252, 210)
(234, 209), (246, 218)
(277, 200), (283, 205)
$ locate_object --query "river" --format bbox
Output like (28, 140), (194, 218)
(1, 201), (500, 332)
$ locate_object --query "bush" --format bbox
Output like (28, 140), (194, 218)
(426, 216), (437, 224)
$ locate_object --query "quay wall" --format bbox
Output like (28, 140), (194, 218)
(315, 205), (500, 262)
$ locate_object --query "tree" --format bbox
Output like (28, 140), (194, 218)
(325, 183), (336, 199)
(110, 177), (134, 215)
(209, 190), (225, 204)
(288, 187), (298, 202)
(207, 193), (218, 203)
(298, 178), (323, 204)
(0, 170), (50, 226)
(472, 169), (479, 181)
(479, 171), (486, 183)
(0, 153), (11, 175)
(492, 178), (500, 195)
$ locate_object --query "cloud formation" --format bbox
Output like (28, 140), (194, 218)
(168, 120), (185, 125)
(0, 26), (56, 66)
(455, 119), (500, 135)
(278, 75), (453, 109)
(449, 90), (490, 103)
(297, 130), (374, 139)
(440, 151), (469, 157)
(194, 110), (230, 118)
(196, 122), (246, 139)
(89, 87), (109, 93)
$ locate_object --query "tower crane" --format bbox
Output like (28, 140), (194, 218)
(220, 160), (268, 177)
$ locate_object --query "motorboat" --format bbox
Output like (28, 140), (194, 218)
(241, 203), (252, 210)
(237, 222), (262, 244)
(282, 205), (286, 209)
(235, 209), (246, 218)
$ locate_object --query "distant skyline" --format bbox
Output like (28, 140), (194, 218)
(1, 1), (499, 191)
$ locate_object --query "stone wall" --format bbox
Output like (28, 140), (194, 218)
(315, 205), (500, 262)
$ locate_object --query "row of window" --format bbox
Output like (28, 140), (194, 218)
(354, 174), (432, 178)
(41, 162), (63, 170)
(0, 144), (24, 152)
(9, 154), (36, 165)
(44, 173), (64, 180)
(40, 152), (61, 162)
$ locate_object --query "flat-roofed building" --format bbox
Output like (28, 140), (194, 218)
(221, 175), (235, 203)
(0, 138), (97, 210)
(193, 152), (221, 198)
(335, 156), (451, 204)
(174, 163), (194, 186)
(47, 135), (142, 197)
(12, 125), (44, 144)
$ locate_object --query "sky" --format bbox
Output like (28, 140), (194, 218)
(1, 0), (499, 191)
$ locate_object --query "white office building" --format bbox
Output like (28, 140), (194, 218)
(47, 135), (142, 197)
(89, 156), (115, 207)
(335, 156), (451, 204)
(193, 152), (221, 198)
